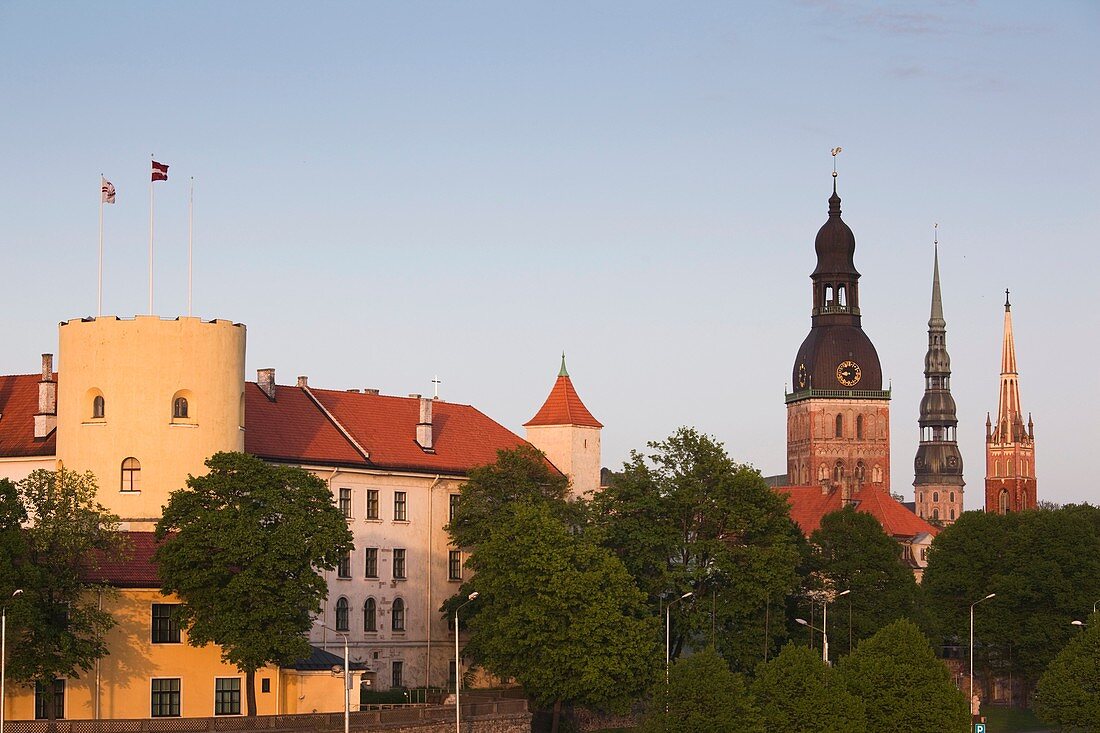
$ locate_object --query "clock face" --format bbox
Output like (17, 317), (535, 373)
(836, 360), (861, 387)
(797, 363), (807, 389)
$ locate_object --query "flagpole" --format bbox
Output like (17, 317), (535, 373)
(188, 177), (193, 317)
(148, 155), (155, 315)
(98, 175), (104, 317)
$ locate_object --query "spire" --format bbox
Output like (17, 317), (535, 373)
(559, 351), (569, 377)
(996, 291), (1022, 429)
(929, 226), (945, 328)
(525, 356), (602, 428)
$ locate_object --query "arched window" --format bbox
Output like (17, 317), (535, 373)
(92, 395), (105, 419)
(932, 508), (939, 520)
(121, 457), (141, 492)
(335, 597), (349, 632)
(833, 460), (845, 482)
(363, 598), (376, 632)
(949, 491), (955, 503)
(824, 284), (834, 305)
(933, 491), (939, 503)
(999, 489), (1010, 515)
(872, 465), (883, 483)
(950, 508), (956, 521)
(856, 414), (864, 439)
(173, 397), (189, 419)
(837, 284), (847, 307)
(835, 414), (843, 438)
(391, 598), (405, 632)
(818, 464), (828, 481)
(855, 461), (865, 481)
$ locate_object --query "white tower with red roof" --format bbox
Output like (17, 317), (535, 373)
(524, 354), (603, 499)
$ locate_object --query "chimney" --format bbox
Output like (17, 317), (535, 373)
(35, 353), (57, 438)
(297, 376), (309, 388)
(416, 396), (434, 451)
(364, 389), (380, 396)
(257, 368), (276, 401)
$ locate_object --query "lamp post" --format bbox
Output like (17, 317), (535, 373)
(665, 592), (693, 684)
(2, 590), (24, 733)
(320, 623), (350, 733)
(970, 592), (996, 723)
(1093, 599), (1099, 614)
(454, 592), (478, 733)
(821, 590), (849, 666)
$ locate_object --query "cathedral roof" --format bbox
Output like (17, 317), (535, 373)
(811, 184), (859, 278)
(777, 484), (939, 540)
(0, 372), (57, 457)
(524, 356), (603, 428)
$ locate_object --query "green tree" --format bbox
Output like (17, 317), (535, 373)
(155, 452), (353, 716)
(446, 444), (576, 548)
(641, 647), (762, 733)
(836, 618), (969, 732)
(751, 643), (865, 732)
(459, 502), (659, 733)
(805, 505), (922, 652)
(1033, 612), (1100, 731)
(592, 427), (801, 671)
(923, 506), (1100, 700)
(3, 469), (122, 725)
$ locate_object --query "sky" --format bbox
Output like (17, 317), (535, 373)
(1, 1), (1097, 509)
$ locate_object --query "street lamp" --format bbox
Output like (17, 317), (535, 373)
(1071, 620), (1085, 629)
(665, 592), (693, 684)
(821, 590), (849, 666)
(454, 592), (478, 733)
(319, 623), (350, 733)
(2, 590), (24, 733)
(1093, 599), (1099, 614)
(970, 592), (996, 722)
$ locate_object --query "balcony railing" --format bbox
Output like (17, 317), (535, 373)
(785, 388), (891, 404)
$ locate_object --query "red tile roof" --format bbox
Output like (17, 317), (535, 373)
(524, 375), (602, 428)
(244, 383), (366, 467)
(83, 531), (162, 588)
(0, 373), (56, 457)
(307, 387), (530, 475)
(777, 484), (939, 539)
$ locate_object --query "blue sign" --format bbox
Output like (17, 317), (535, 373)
(975, 724), (986, 733)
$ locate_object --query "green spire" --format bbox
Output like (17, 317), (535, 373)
(559, 351), (569, 377)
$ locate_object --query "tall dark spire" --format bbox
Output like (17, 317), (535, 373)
(914, 232), (964, 523)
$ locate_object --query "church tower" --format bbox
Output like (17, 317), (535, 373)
(913, 239), (964, 524)
(985, 292), (1037, 513)
(525, 354), (603, 499)
(786, 174), (891, 498)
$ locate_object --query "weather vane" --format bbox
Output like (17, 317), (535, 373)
(831, 147), (842, 178)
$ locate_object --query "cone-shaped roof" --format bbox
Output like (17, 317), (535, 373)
(524, 355), (602, 428)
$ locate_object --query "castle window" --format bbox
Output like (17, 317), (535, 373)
(121, 457), (141, 492)
(391, 598), (406, 632)
(92, 395), (105, 419)
(856, 415), (864, 439)
(999, 489), (1010, 515)
(173, 397), (188, 419)
(835, 414), (843, 438)
(364, 598), (377, 632)
(335, 597), (349, 631)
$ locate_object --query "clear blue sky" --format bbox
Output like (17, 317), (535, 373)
(1, 2), (1097, 508)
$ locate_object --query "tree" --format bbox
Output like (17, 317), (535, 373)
(446, 444), (576, 548)
(641, 647), (762, 733)
(1033, 611), (1100, 731)
(923, 505), (1100, 700)
(155, 452), (353, 715)
(592, 427), (801, 671)
(2, 469), (122, 726)
(804, 506), (922, 650)
(459, 501), (659, 733)
(751, 643), (865, 732)
(836, 619), (969, 732)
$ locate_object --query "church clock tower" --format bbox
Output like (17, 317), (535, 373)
(913, 240), (964, 524)
(786, 174), (891, 499)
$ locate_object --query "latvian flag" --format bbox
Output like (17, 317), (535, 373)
(101, 178), (116, 204)
(151, 160), (169, 182)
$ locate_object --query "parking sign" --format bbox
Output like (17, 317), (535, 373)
(975, 724), (986, 733)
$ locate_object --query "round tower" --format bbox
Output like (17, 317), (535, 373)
(55, 316), (246, 528)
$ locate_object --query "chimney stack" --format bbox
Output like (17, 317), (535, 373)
(364, 389), (380, 395)
(297, 376), (309, 388)
(35, 353), (57, 438)
(416, 396), (434, 451)
(257, 368), (276, 401)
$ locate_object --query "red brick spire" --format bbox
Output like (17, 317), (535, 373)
(524, 354), (603, 428)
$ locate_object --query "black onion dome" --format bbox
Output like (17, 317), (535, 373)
(792, 325), (883, 391)
(812, 189), (860, 278)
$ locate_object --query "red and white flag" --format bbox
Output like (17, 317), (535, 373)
(151, 160), (169, 182)
(101, 177), (116, 204)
